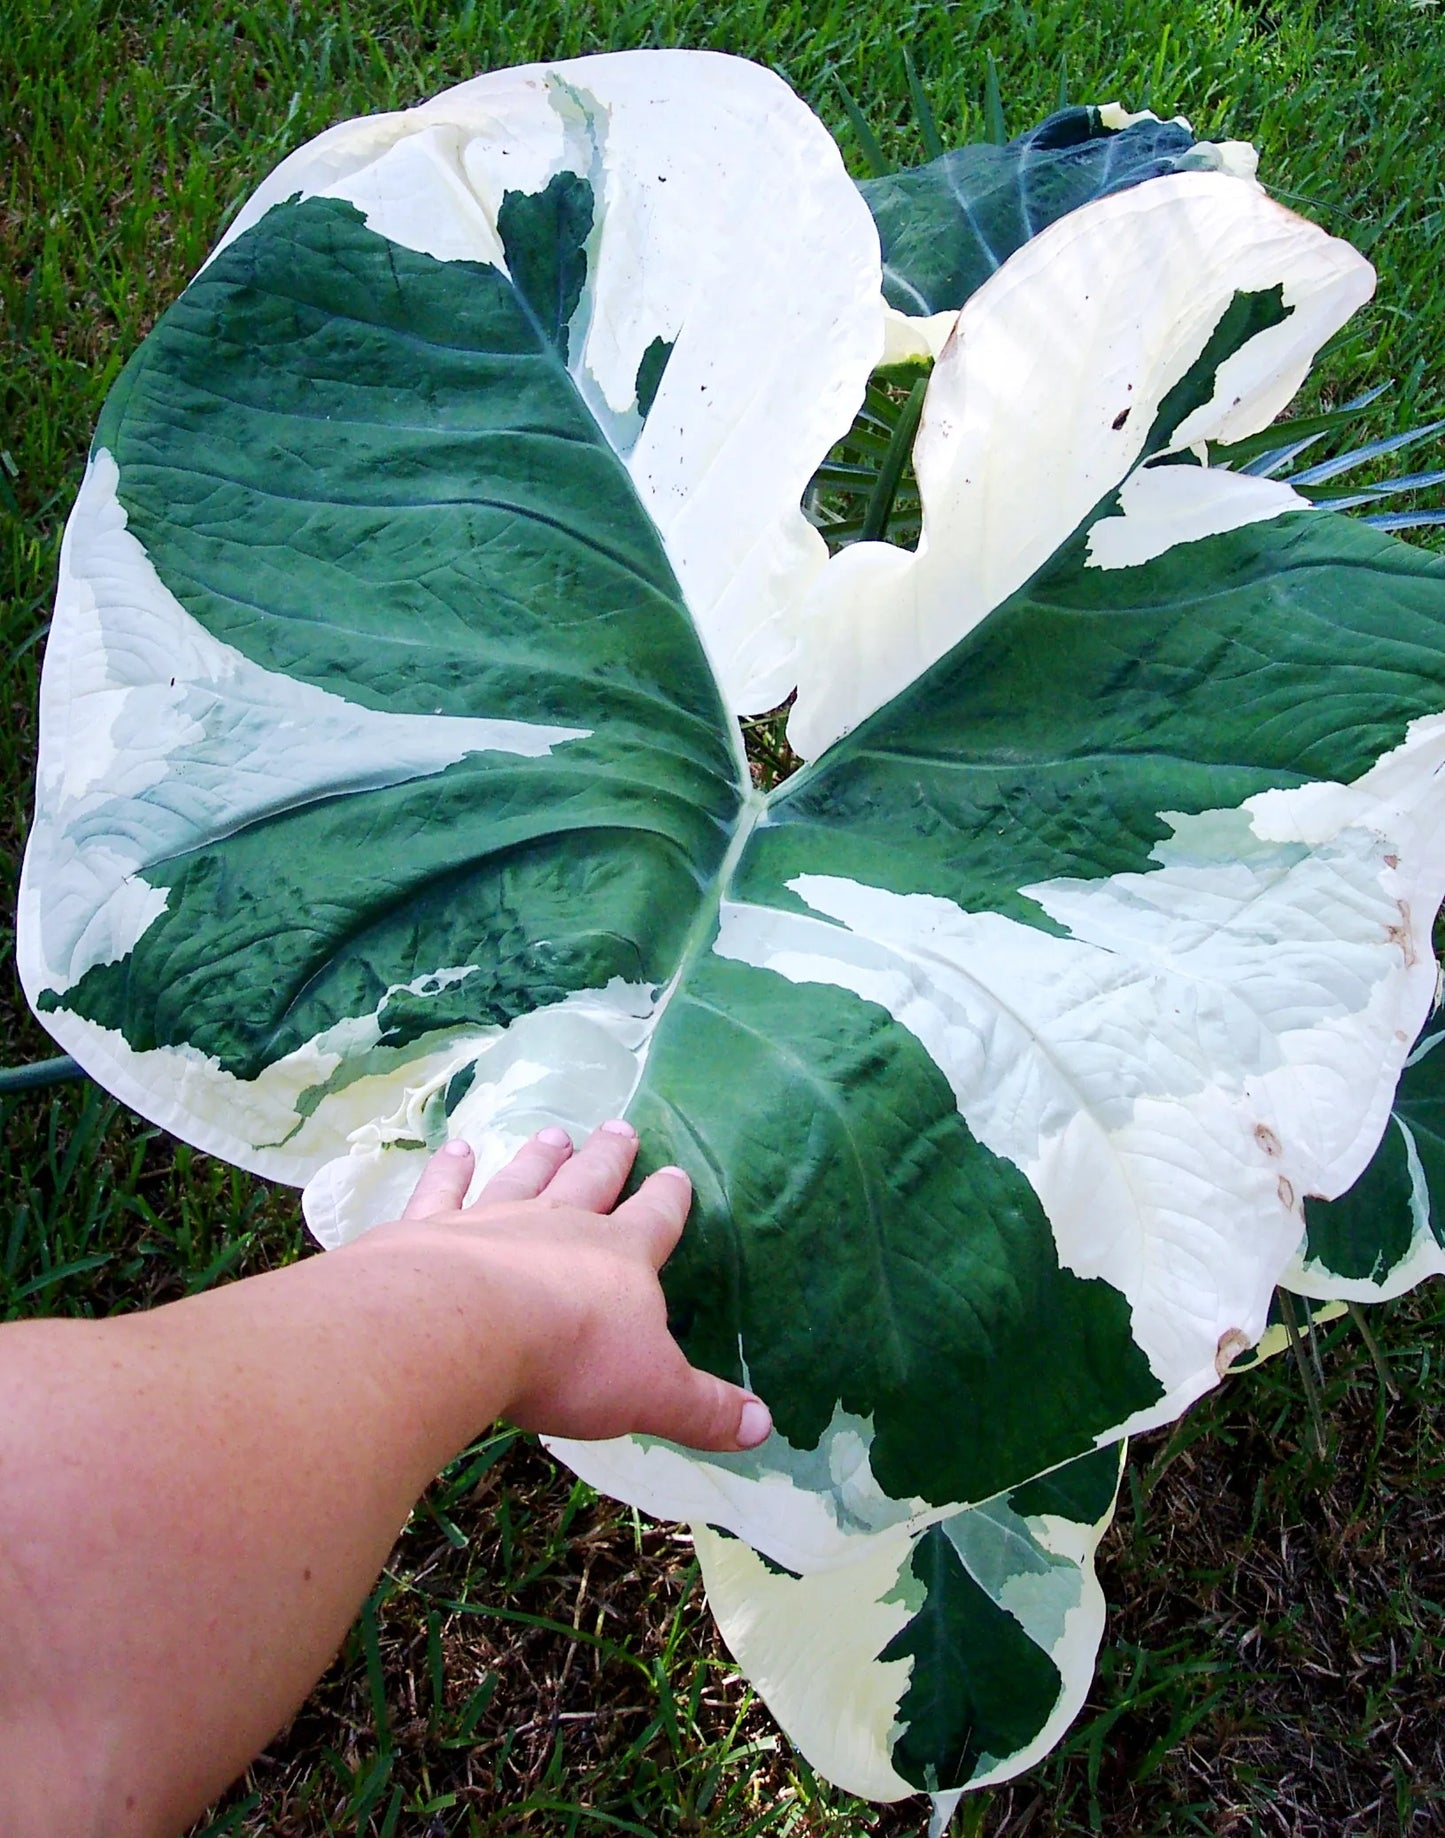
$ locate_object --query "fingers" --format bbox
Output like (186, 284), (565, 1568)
(613, 1166), (693, 1266)
(472, 1126), (574, 1205)
(401, 1138), (476, 1220)
(398, 1123), (667, 1221)
(539, 1118), (640, 1212)
(638, 1366), (773, 1453)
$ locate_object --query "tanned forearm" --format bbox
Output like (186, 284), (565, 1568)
(0, 1124), (770, 1838)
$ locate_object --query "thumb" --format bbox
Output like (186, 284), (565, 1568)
(639, 1363), (773, 1454)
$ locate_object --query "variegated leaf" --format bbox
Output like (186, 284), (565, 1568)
(1286, 1016), (1445, 1301)
(19, 55), (1445, 1802)
(693, 1444), (1124, 1801)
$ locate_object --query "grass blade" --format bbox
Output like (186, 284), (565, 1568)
(984, 50), (1007, 145)
(832, 70), (891, 175)
(903, 48), (945, 160)
(360, 1596), (393, 1752)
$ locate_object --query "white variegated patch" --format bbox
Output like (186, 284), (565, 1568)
(692, 1443), (1122, 1802)
(549, 1402), (939, 1577)
(20, 1002), (486, 1189)
(692, 1518), (918, 1800)
(302, 978), (659, 1248)
(1085, 461), (1311, 570)
(787, 171), (1373, 759)
(881, 304), (958, 367)
(211, 50), (885, 715)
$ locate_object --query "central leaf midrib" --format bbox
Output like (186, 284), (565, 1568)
(492, 174), (751, 803)
(685, 983), (915, 1391)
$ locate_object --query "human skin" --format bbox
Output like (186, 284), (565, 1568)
(0, 1119), (770, 1838)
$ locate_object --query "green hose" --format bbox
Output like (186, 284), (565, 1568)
(0, 1055), (87, 1094)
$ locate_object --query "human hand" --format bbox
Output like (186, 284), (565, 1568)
(371, 1122), (773, 1454)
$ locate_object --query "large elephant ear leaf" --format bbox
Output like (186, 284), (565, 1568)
(17, 50), (882, 1186)
(550, 169), (1445, 1556)
(692, 1443), (1124, 1805)
(1286, 1016), (1445, 1302)
(864, 103), (1259, 359)
(21, 59), (1445, 1803)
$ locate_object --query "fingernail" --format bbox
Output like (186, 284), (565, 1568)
(601, 1118), (637, 1139)
(737, 1398), (772, 1448)
(442, 1138), (473, 1159)
(537, 1125), (572, 1148)
(656, 1164), (690, 1182)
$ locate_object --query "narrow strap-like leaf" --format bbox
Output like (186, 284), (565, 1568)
(1240, 433), (1330, 478)
(1286, 417), (1445, 485)
(1362, 508), (1445, 531)
(1213, 381), (1394, 471)
(1303, 467), (1445, 508)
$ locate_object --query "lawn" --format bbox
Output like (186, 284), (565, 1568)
(5, 1), (1445, 1832)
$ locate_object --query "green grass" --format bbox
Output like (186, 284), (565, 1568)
(6, 2), (1445, 1832)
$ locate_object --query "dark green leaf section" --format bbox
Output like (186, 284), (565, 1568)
(1142, 286), (1288, 455)
(61, 195), (742, 1074)
(634, 335), (673, 418)
(634, 959), (1162, 1508)
(705, 1525), (802, 1580)
(881, 1523), (1063, 1792)
(860, 107), (1211, 317)
(52, 754), (722, 1075)
(496, 171), (594, 361)
(93, 195), (722, 732)
(1008, 1443), (1121, 1525)
(743, 512), (1445, 928)
(443, 1060), (477, 1116)
(1302, 1027), (1445, 1280)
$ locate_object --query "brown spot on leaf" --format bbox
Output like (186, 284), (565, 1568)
(1277, 1175), (1296, 1211)
(1216, 1328), (1251, 1375)
(1255, 1124), (1282, 1158)
(1112, 406), (1131, 430)
(1386, 900), (1416, 966)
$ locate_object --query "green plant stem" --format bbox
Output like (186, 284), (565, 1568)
(860, 377), (927, 542)
(1276, 1288), (1328, 1459)
(1346, 1298), (1400, 1401)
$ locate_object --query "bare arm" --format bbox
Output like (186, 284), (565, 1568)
(0, 1120), (769, 1838)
